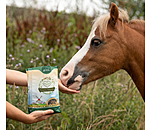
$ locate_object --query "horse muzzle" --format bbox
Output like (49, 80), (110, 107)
(60, 65), (89, 90)
(67, 66), (89, 90)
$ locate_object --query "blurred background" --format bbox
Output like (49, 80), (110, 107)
(6, 0), (145, 129)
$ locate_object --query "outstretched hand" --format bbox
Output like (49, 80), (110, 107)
(6, 101), (54, 124)
(25, 110), (54, 124)
(58, 79), (80, 94)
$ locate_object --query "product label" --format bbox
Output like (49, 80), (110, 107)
(26, 66), (61, 113)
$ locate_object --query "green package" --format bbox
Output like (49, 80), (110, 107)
(26, 66), (61, 114)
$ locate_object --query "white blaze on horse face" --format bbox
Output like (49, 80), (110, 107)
(60, 27), (97, 86)
(72, 27), (97, 65)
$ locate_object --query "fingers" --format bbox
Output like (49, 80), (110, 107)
(58, 79), (80, 94)
(60, 86), (80, 94)
(60, 89), (80, 94)
(30, 109), (54, 117)
(36, 114), (53, 122)
(29, 110), (54, 123)
(42, 109), (54, 115)
(37, 110), (54, 122)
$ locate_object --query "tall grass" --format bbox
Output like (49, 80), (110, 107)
(6, 70), (145, 129)
(6, 5), (144, 130)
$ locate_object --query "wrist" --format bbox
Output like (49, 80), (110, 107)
(22, 114), (33, 124)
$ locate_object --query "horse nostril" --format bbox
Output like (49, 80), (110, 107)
(60, 69), (71, 86)
(63, 70), (68, 76)
(60, 69), (70, 80)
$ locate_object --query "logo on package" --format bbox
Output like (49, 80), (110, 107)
(38, 77), (55, 95)
(41, 66), (51, 74)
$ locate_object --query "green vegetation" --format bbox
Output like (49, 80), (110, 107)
(101, 0), (145, 20)
(6, 2), (144, 130)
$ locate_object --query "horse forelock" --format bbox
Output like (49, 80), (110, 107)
(91, 8), (129, 38)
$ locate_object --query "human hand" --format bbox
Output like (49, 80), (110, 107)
(24, 110), (54, 124)
(58, 79), (80, 94)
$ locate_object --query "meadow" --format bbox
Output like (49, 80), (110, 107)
(6, 6), (145, 130)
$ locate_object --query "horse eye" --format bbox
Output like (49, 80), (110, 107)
(91, 39), (102, 47)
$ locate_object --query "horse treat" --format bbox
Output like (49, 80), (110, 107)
(26, 66), (61, 114)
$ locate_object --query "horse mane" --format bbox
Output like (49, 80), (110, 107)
(92, 8), (144, 38)
(128, 19), (145, 36)
(130, 19), (145, 25)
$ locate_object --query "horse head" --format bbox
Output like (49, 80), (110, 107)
(59, 3), (145, 100)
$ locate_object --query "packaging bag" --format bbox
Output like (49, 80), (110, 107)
(26, 66), (61, 114)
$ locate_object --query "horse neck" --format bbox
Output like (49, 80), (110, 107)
(127, 20), (145, 36)
(123, 23), (145, 101)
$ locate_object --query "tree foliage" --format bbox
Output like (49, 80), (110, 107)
(101, 0), (145, 20)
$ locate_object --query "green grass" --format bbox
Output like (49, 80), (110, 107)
(6, 70), (145, 130)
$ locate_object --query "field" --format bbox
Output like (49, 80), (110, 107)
(6, 5), (145, 130)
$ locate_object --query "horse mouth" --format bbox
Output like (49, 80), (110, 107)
(67, 69), (89, 90)
(67, 76), (83, 90)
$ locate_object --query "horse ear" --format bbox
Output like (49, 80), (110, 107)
(110, 2), (119, 27)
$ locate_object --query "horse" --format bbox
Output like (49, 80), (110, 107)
(59, 3), (145, 101)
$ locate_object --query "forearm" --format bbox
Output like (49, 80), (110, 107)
(6, 101), (29, 124)
(6, 69), (27, 86)
(6, 101), (54, 124)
